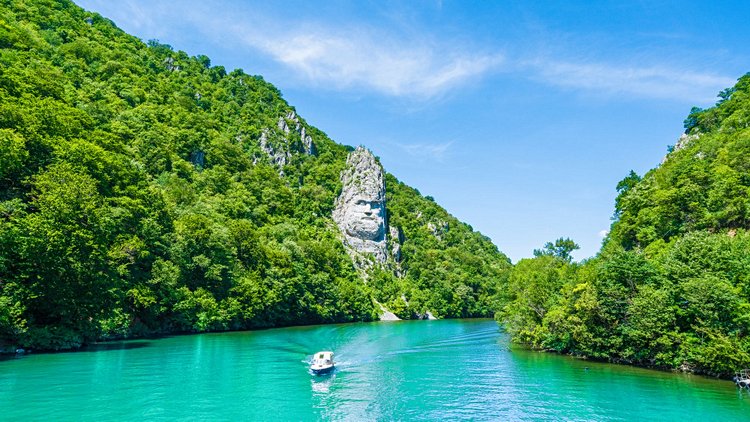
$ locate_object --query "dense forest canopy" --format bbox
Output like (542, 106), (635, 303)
(0, 0), (510, 351)
(499, 72), (750, 377)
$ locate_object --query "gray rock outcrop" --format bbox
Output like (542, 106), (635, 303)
(662, 133), (700, 164)
(257, 110), (317, 170)
(259, 129), (290, 167)
(376, 301), (401, 321)
(333, 147), (388, 265)
(427, 220), (448, 240)
(675, 133), (699, 152)
(300, 126), (316, 155)
(286, 111), (317, 155)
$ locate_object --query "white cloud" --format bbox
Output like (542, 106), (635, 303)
(78, 1), (504, 98)
(598, 229), (610, 238)
(225, 24), (504, 99)
(239, 22), (731, 103)
(232, 18), (732, 104)
(526, 58), (734, 103)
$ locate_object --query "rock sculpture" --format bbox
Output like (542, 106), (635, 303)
(333, 147), (388, 264)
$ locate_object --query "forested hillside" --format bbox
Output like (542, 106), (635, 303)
(499, 73), (750, 377)
(0, 0), (510, 351)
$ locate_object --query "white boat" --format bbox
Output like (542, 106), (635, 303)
(310, 351), (335, 375)
(735, 369), (750, 388)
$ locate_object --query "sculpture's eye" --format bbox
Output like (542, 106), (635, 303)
(356, 200), (367, 206)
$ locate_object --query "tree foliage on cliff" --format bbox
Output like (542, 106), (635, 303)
(499, 74), (750, 376)
(0, 0), (510, 350)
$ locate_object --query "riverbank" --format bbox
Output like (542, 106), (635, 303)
(512, 342), (737, 381)
(0, 311), (448, 355)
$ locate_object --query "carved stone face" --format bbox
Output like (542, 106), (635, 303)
(343, 197), (385, 241)
(333, 147), (388, 263)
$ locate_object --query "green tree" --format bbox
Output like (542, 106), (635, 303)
(533, 237), (580, 263)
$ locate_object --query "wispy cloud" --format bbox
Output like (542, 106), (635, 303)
(230, 25), (504, 99)
(238, 21), (731, 103)
(525, 58), (734, 103)
(80, 0), (504, 98)
(598, 229), (610, 238)
(400, 142), (453, 161)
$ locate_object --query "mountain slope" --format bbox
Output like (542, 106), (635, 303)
(0, 0), (511, 351)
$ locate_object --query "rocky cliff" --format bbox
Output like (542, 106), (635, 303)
(257, 110), (317, 171)
(661, 132), (701, 164)
(333, 147), (388, 266)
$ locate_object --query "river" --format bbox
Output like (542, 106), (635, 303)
(1, 319), (747, 420)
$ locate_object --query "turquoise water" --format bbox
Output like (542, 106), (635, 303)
(1, 319), (747, 420)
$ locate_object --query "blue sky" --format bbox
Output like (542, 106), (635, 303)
(76, 0), (750, 262)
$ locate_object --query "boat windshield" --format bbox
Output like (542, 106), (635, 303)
(313, 354), (332, 365)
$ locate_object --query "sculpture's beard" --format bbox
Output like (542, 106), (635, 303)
(345, 213), (383, 241)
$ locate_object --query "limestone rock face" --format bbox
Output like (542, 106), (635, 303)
(277, 116), (290, 134)
(300, 126), (316, 155)
(286, 110), (317, 155)
(427, 220), (448, 240)
(333, 147), (387, 264)
(377, 301), (401, 321)
(256, 110), (317, 170)
(259, 129), (290, 167)
(675, 133), (699, 152)
(662, 133), (700, 164)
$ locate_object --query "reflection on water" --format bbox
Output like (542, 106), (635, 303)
(1, 319), (748, 420)
(311, 373), (335, 394)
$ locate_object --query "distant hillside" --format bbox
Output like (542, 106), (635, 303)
(499, 72), (750, 377)
(0, 0), (511, 351)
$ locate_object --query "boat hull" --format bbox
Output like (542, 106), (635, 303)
(311, 365), (335, 375)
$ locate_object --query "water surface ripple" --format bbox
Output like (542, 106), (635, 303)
(1, 319), (747, 420)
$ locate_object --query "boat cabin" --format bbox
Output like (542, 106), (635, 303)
(313, 351), (334, 365)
